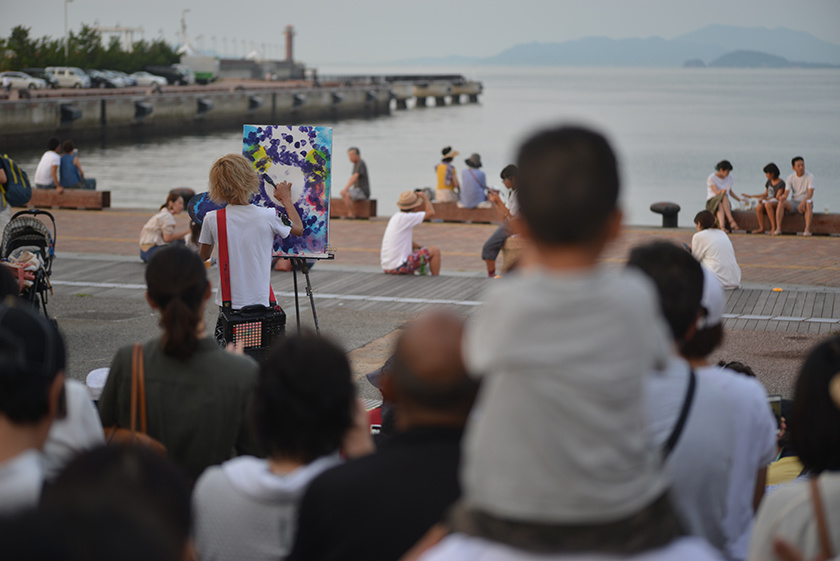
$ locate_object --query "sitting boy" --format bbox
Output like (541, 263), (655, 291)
(380, 190), (441, 276)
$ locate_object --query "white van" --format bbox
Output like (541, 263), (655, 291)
(45, 67), (91, 88)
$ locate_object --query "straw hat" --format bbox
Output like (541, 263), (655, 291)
(441, 146), (459, 159)
(397, 191), (425, 210)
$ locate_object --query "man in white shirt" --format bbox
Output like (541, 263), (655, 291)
(775, 156), (814, 236)
(33, 137), (63, 194)
(380, 190), (441, 275)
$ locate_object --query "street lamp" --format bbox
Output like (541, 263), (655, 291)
(64, 0), (73, 62)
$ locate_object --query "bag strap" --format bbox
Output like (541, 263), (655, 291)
(135, 344), (149, 434)
(663, 368), (696, 459)
(217, 206), (278, 308)
(810, 476), (834, 559)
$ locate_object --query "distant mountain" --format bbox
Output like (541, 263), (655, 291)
(676, 25), (840, 66)
(389, 24), (840, 68)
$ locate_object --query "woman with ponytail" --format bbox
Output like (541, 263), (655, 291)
(98, 245), (260, 482)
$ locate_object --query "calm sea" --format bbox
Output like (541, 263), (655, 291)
(14, 66), (840, 227)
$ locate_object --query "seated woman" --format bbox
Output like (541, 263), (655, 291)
(706, 160), (742, 232)
(193, 332), (373, 561)
(749, 335), (840, 561)
(691, 210), (741, 290)
(458, 153), (492, 209)
(98, 245), (261, 482)
(138, 192), (191, 263)
(742, 163), (786, 234)
(434, 146), (460, 203)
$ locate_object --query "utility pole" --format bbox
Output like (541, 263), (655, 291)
(64, 0), (74, 62)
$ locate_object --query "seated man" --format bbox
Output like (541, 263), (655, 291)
(380, 190), (441, 276)
(33, 137), (63, 194)
(775, 156), (815, 236)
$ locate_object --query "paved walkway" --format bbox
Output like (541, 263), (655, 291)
(13, 207), (840, 399)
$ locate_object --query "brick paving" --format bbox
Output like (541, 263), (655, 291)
(39, 208), (840, 287)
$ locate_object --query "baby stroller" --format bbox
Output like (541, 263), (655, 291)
(2, 209), (56, 317)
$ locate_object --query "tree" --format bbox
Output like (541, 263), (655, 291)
(5, 25), (37, 69)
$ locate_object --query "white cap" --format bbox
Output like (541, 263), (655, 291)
(698, 267), (724, 329)
(85, 368), (110, 401)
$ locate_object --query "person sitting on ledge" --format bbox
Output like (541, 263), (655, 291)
(434, 147), (460, 203)
(380, 190), (441, 276)
(774, 156), (815, 236)
(741, 162), (785, 234)
(458, 153), (492, 209)
(58, 141), (96, 191)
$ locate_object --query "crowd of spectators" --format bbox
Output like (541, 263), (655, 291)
(1, 125), (838, 561)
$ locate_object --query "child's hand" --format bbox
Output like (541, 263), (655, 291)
(274, 181), (293, 203)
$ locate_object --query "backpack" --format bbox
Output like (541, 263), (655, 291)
(0, 154), (33, 207)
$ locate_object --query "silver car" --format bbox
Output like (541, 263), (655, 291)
(0, 71), (48, 89)
(130, 71), (168, 87)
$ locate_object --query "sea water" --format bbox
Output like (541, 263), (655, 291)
(14, 66), (840, 226)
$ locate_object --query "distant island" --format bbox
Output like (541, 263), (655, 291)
(688, 49), (840, 69)
(390, 24), (840, 68)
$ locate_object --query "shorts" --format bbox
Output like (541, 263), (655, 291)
(348, 187), (368, 201)
(788, 198), (812, 212)
(384, 247), (431, 275)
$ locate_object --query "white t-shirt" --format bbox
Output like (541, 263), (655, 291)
(785, 171), (815, 203)
(34, 150), (60, 185)
(749, 471), (840, 561)
(462, 267), (672, 524)
(417, 534), (725, 561)
(645, 356), (734, 553)
(0, 449), (45, 516)
(706, 173), (734, 201)
(199, 204), (292, 309)
(691, 229), (741, 290)
(380, 211), (426, 270)
(695, 365), (777, 561)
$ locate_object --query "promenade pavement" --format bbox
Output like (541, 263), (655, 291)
(16, 207), (840, 401)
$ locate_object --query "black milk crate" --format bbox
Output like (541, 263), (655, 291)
(220, 304), (286, 360)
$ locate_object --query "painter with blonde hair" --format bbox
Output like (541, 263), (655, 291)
(199, 154), (303, 346)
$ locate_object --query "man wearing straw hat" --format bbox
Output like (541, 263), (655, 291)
(380, 191), (441, 275)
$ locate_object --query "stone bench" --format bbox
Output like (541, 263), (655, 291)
(329, 198), (377, 219)
(23, 189), (111, 210)
(732, 210), (840, 235)
(426, 202), (501, 224)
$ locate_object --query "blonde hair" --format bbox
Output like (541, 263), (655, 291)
(209, 154), (259, 205)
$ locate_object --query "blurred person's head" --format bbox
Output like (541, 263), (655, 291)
(790, 335), (840, 473)
(715, 160), (733, 175)
(791, 156), (805, 176)
(386, 310), (477, 428)
(500, 164), (518, 190)
(43, 444), (192, 561)
(515, 126), (621, 248)
(255, 332), (356, 464)
(626, 241), (703, 345)
(209, 153), (259, 205)
(160, 191), (184, 213)
(0, 298), (66, 430)
(145, 245), (210, 360)
(348, 147), (360, 163)
(763, 163), (780, 180)
(47, 137), (60, 152)
(61, 140), (75, 154)
(694, 210), (716, 231)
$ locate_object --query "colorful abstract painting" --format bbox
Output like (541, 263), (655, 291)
(243, 125), (332, 258)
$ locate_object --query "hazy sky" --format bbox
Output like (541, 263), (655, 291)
(3, 0), (839, 65)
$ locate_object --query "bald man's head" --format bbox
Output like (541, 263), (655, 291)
(389, 311), (478, 425)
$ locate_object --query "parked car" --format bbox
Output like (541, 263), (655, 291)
(130, 71), (167, 87)
(0, 71), (48, 89)
(172, 64), (196, 85)
(45, 66), (91, 88)
(21, 68), (58, 88)
(145, 65), (191, 86)
(112, 71), (136, 87)
(84, 69), (120, 88)
(99, 70), (128, 88)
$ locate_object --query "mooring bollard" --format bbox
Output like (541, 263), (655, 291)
(650, 201), (681, 228)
